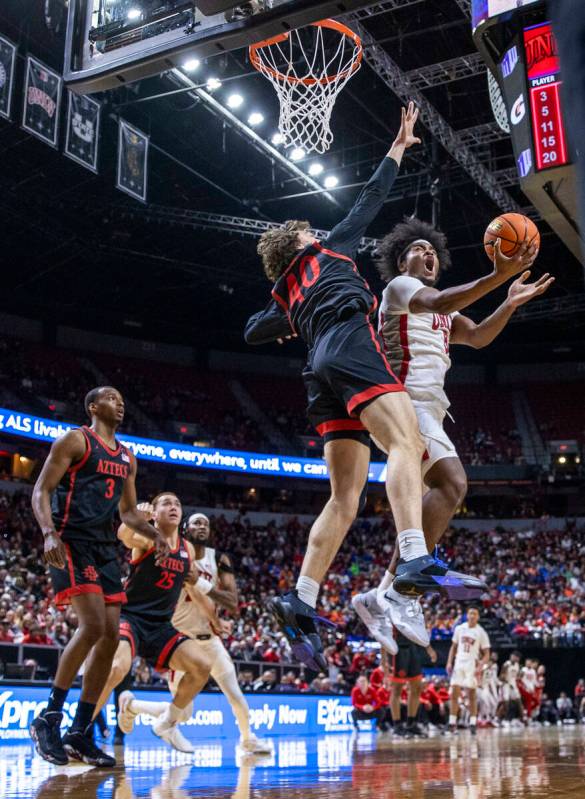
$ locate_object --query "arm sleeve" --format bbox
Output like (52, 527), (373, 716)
(324, 157), (399, 258)
(384, 275), (425, 313)
(244, 299), (293, 345)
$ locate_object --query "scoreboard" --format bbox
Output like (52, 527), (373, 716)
(523, 22), (568, 171)
(472, 0), (583, 263)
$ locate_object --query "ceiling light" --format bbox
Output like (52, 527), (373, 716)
(271, 132), (284, 145)
(206, 77), (222, 91)
(248, 112), (264, 126)
(324, 175), (339, 188)
(227, 93), (244, 109)
(290, 147), (305, 161)
(127, 8), (141, 20)
(308, 162), (324, 176)
(182, 58), (200, 72)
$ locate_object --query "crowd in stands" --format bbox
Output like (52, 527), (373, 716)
(0, 333), (560, 466)
(1, 488), (584, 695)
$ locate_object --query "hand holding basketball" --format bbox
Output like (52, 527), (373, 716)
(507, 270), (555, 309)
(492, 237), (539, 280)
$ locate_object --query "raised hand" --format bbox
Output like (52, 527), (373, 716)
(388, 101), (421, 165)
(507, 270), (555, 308)
(392, 101), (421, 149)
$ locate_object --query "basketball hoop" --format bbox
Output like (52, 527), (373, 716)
(249, 19), (362, 154)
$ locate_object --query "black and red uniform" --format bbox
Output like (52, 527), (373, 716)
(245, 156), (404, 444)
(119, 537), (191, 671)
(390, 631), (424, 683)
(49, 426), (130, 607)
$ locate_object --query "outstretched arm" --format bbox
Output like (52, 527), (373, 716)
(408, 240), (539, 316)
(325, 102), (421, 257)
(450, 270), (554, 348)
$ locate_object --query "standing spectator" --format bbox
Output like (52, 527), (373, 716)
(350, 646), (376, 675)
(556, 692), (574, 723)
(351, 675), (383, 731)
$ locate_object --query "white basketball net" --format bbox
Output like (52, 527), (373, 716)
(487, 69), (510, 134)
(250, 21), (362, 154)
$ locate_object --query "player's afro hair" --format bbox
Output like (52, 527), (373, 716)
(375, 217), (451, 281)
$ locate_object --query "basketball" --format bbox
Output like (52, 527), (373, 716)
(483, 213), (540, 260)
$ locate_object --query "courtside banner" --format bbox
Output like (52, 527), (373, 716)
(0, 686), (361, 744)
(0, 406), (388, 483)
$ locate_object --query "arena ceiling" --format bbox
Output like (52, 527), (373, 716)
(0, 0), (583, 364)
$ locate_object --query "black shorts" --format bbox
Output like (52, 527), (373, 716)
(119, 611), (188, 672)
(303, 313), (404, 444)
(391, 642), (424, 683)
(50, 540), (126, 608)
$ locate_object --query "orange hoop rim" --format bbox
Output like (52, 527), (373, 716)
(249, 19), (363, 87)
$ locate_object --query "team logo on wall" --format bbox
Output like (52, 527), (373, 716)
(22, 56), (62, 147)
(64, 91), (101, 173)
(501, 46), (518, 80)
(0, 35), (17, 120)
(117, 119), (149, 203)
(510, 94), (526, 125)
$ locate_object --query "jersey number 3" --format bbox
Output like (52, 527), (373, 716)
(155, 570), (176, 590)
(104, 478), (115, 499)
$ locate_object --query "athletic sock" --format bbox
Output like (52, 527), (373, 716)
(449, 714), (457, 726)
(130, 699), (167, 717)
(470, 716), (477, 726)
(407, 716), (416, 727)
(397, 529), (428, 561)
(70, 700), (97, 735)
(167, 703), (184, 724)
(46, 685), (68, 714)
(296, 576), (319, 609)
(378, 570), (394, 593)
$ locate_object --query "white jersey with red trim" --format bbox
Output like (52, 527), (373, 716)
(520, 666), (537, 693)
(452, 622), (490, 668)
(379, 275), (457, 411)
(171, 546), (218, 637)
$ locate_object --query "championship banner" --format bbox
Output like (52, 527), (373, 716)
(117, 118), (149, 202)
(22, 56), (62, 147)
(64, 91), (101, 173)
(0, 35), (17, 121)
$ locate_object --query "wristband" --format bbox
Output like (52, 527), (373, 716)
(196, 577), (213, 595)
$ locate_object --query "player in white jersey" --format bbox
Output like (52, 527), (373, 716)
(499, 651), (523, 725)
(355, 218), (549, 650)
(518, 658), (539, 721)
(478, 651), (500, 725)
(118, 512), (270, 754)
(446, 607), (490, 734)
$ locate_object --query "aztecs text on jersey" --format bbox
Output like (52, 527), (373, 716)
(124, 536), (191, 621)
(51, 426), (130, 544)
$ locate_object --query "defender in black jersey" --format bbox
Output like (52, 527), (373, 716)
(30, 386), (166, 767)
(93, 493), (215, 752)
(244, 103), (452, 670)
(390, 631), (437, 738)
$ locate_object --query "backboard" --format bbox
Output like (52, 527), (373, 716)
(64, 0), (375, 94)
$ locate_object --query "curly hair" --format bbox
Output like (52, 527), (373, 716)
(257, 220), (311, 282)
(375, 217), (451, 281)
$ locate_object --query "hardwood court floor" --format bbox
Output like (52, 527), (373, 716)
(3, 726), (585, 799)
